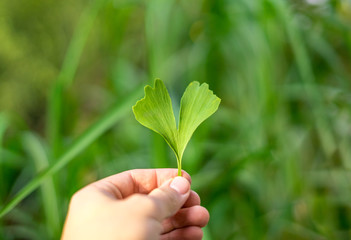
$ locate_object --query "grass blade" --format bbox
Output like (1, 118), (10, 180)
(0, 113), (8, 163)
(47, 0), (108, 158)
(0, 113), (9, 203)
(272, 0), (336, 157)
(22, 132), (60, 238)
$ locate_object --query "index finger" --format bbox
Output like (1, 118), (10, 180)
(92, 169), (191, 199)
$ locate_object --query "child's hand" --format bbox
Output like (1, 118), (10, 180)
(61, 169), (209, 240)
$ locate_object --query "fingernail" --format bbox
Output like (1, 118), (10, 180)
(170, 177), (189, 195)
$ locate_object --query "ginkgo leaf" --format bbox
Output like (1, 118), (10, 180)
(132, 79), (179, 157)
(133, 79), (221, 176)
(178, 81), (221, 160)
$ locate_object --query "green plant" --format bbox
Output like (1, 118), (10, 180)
(133, 79), (221, 176)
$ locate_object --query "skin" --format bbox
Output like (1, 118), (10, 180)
(61, 169), (210, 240)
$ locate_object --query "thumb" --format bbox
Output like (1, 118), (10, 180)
(147, 176), (190, 221)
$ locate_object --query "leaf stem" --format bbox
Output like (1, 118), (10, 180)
(177, 156), (182, 176)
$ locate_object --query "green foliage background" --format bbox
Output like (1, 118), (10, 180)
(1, 0), (351, 239)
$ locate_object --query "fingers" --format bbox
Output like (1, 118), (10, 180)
(93, 169), (191, 198)
(147, 177), (190, 221)
(160, 226), (203, 240)
(161, 205), (209, 234)
(128, 169), (191, 192)
(183, 190), (200, 208)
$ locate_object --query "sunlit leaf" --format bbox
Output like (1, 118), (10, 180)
(178, 81), (221, 160)
(133, 79), (220, 175)
(132, 79), (179, 156)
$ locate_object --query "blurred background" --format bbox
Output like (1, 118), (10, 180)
(1, 0), (351, 239)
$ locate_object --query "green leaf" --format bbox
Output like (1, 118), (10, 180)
(178, 81), (221, 160)
(133, 79), (221, 176)
(132, 79), (179, 157)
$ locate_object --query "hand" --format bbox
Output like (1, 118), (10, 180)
(61, 169), (209, 240)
